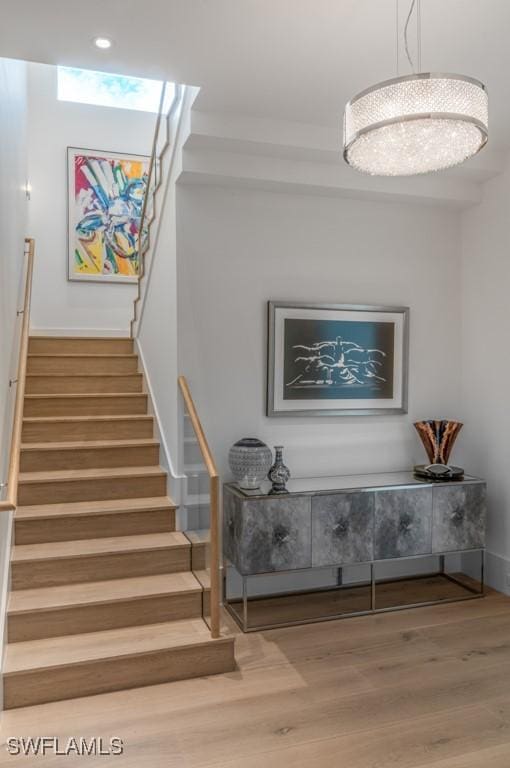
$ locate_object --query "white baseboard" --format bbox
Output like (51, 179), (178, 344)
(485, 550), (510, 595)
(29, 328), (130, 338)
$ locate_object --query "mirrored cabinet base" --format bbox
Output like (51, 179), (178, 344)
(223, 474), (486, 632)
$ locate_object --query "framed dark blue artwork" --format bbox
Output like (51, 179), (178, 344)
(267, 302), (409, 416)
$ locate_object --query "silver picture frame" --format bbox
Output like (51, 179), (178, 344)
(267, 301), (409, 417)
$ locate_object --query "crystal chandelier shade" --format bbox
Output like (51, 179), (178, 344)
(343, 73), (488, 176)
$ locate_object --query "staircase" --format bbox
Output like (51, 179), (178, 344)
(3, 335), (235, 710)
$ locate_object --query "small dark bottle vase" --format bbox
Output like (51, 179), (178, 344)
(268, 445), (290, 494)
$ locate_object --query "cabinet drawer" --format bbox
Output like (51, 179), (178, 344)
(432, 484), (486, 553)
(312, 492), (373, 567)
(227, 496), (311, 575)
(374, 488), (432, 559)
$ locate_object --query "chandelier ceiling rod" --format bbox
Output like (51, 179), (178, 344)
(396, 0), (400, 76)
(403, 0), (421, 74)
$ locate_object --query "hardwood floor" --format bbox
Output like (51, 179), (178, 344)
(2, 590), (510, 766)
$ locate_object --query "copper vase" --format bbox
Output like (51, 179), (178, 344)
(414, 420), (463, 465)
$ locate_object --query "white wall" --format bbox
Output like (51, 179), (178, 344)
(177, 185), (463, 480)
(0, 58), (28, 482)
(460, 158), (510, 592)
(137, 88), (195, 519)
(27, 62), (155, 335)
(0, 56), (29, 707)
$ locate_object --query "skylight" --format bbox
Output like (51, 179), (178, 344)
(57, 66), (175, 113)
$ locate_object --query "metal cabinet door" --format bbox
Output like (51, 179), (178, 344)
(374, 487), (433, 559)
(237, 496), (312, 574)
(432, 483), (486, 553)
(312, 492), (374, 567)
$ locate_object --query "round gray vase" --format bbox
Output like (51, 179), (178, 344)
(228, 438), (272, 490)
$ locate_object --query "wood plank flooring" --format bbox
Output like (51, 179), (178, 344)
(2, 590), (510, 766)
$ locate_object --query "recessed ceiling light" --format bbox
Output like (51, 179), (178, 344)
(94, 37), (112, 49)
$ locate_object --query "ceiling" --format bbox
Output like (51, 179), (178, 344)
(1, 0), (509, 148)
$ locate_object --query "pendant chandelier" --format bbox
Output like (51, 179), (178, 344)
(343, 0), (488, 176)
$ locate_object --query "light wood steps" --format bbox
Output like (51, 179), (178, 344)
(22, 415), (154, 442)
(186, 529), (210, 571)
(3, 619), (234, 709)
(25, 373), (144, 394)
(8, 572), (203, 642)
(20, 439), (160, 471)
(28, 336), (134, 354)
(11, 532), (191, 589)
(18, 466), (167, 505)
(4, 333), (235, 709)
(27, 354), (139, 375)
(14, 497), (177, 544)
(24, 393), (148, 417)
(194, 570), (212, 617)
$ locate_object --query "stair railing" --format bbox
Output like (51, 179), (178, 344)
(0, 238), (35, 513)
(129, 82), (182, 338)
(178, 376), (220, 638)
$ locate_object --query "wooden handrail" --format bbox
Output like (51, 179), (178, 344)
(178, 375), (220, 639)
(0, 238), (35, 513)
(129, 82), (168, 338)
(178, 376), (218, 480)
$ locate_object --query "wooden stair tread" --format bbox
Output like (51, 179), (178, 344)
(15, 497), (176, 519)
(26, 373), (142, 379)
(193, 570), (211, 590)
(28, 354), (137, 359)
(19, 465), (165, 484)
(185, 529), (211, 545)
(23, 415), (151, 423)
(12, 532), (189, 562)
(21, 439), (159, 451)
(4, 619), (226, 674)
(25, 393), (145, 400)
(8, 572), (201, 613)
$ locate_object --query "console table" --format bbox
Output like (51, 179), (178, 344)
(223, 472), (487, 631)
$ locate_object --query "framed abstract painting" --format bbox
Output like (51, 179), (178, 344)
(267, 302), (409, 417)
(67, 147), (149, 283)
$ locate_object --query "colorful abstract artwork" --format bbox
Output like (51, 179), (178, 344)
(67, 147), (149, 283)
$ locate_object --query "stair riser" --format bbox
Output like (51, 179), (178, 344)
(27, 357), (138, 375)
(18, 474), (167, 506)
(24, 395), (148, 417)
(3, 640), (235, 709)
(20, 444), (160, 472)
(8, 593), (202, 642)
(191, 543), (209, 571)
(25, 375), (143, 394)
(28, 338), (134, 355)
(22, 417), (153, 442)
(12, 548), (191, 589)
(15, 509), (176, 545)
